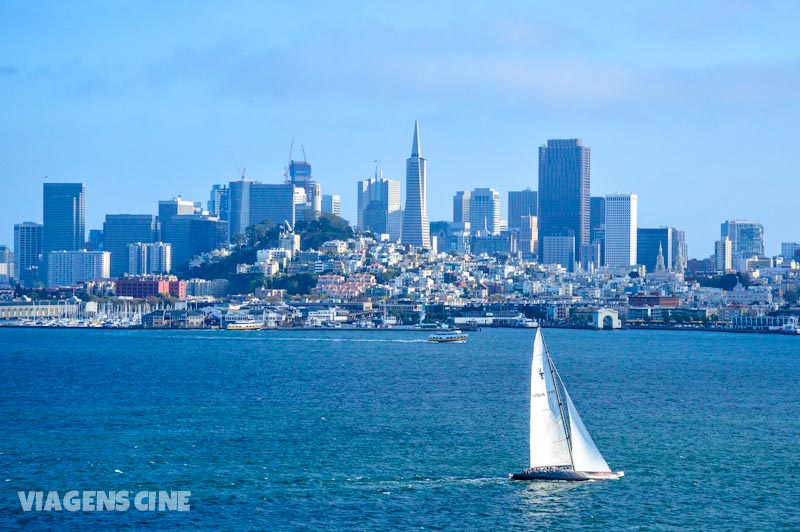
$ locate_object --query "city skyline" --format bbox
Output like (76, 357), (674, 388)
(2, 2), (800, 255)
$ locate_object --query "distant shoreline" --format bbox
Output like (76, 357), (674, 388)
(0, 322), (797, 336)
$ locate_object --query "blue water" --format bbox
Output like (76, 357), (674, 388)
(0, 328), (798, 530)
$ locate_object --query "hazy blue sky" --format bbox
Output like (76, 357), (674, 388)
(2, 1), (799, 256)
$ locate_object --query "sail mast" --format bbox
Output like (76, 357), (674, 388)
(542, 334), (574, 468)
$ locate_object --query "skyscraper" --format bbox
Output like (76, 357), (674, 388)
(289, 159), (321, 220)
(715, 238), (733, 272)
(321, 194), (341, 217)
(402, 121), (430, 248)
(228, 180), (251, 236)
(43, 182), (86, 255)
(508, 189), (538, 230)
(164, 215), (228, 269)
(469, 188), (501, 235)
(208, 184), (230, 222)
(14, 222), (43, 286)
(519, 215), (538, 256)
(590, 196), (606, 236)
(637, 227), (686, 272)
(0, 245), (13, 282)
(228, 180), (297, 234)
(604, 193), (638, 268)
(250, 183), (297, 228)
(538, 139), (590, 264)
(720, 220), (764, 257)
(453, 191), (471, 223)
(103, 214), (160, 277)
(781, 242), (800, 259)
(357, 168), (402, 241)
(541, 234), (575, 271)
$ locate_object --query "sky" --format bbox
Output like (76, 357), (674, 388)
(1, 0), (799, 257)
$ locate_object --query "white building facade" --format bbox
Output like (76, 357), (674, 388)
(604, 193), (638, 268)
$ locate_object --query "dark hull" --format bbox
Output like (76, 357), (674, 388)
(510, 470), (623, 481)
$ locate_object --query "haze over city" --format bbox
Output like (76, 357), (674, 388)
(2, 1), (799, 255)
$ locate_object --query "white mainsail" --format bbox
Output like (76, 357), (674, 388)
(562, 386), (611, 473)
(529, 328), (572, 468)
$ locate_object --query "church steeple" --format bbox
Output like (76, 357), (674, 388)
(411, 120), (421, 157)
(655, 242), (666, 272)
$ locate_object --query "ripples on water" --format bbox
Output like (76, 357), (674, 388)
(0, 328), (798, 531)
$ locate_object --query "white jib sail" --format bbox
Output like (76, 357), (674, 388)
(529, 328), (572, 468)
(562, 385), (611, 472)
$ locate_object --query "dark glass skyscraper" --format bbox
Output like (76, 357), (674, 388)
(508, 189), (538, 230)
(103, 214), (160, 277)
(14, 222), (43, 287)
(43, 183), (85, 254)
(537, 139), (590, 263)
(637, 227), (688, 273)
(590, 196), (605, 234)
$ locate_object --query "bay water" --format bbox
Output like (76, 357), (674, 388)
(1, 328), (797, 530)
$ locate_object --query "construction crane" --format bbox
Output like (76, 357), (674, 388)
(228, 151), (245, 180)
(284, 140), (294, 183)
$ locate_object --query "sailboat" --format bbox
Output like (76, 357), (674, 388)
(511, 328), (624, 481)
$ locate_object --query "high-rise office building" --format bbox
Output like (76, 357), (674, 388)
(508, 189), (538, 230)
(14, 222), (43, 286)
(590, 196), (605, 235)
(604, 194), (638, 268)
(251, 184), (297, 228)
(469, 188), (501, 235)
(159, 196), (196, 221)
(781, 242), (800, 259)
(228, 180), (251, 236)
(715, 238), (733, 272)
(163, 215), (228, 269)
(402, 121), (430, 248)
(288, 159), (321, 220)
(538, 139), (590, 264)
(208, 184), (230, 222)
(46, 250), (110, 287)
(541, 234), (575, 271)
(88, 229), (104, 251)
(322, 194), (341, 217)
(519, 216), (538, 256)
(357, 168), (402, 241)
(103, 214), (160, 277)
(453, 191), (471, 224)
(637, 227), (686, 272)
(43, 183), (85, 255)
(0, 245), (13, 282)
(720, 220), (764, 257)
(128, 242), (172, 275)
(228, 181), (297, 235)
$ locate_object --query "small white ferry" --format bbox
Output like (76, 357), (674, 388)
(428, 329), (468, 343)
(226, 320), (264, 331)
(224, 311), (264, 331)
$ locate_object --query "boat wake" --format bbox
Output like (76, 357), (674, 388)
(341, 476), (508, 492)
(186, 336), (429, 344)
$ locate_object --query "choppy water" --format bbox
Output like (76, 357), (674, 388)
(1, 328), (798, 530)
